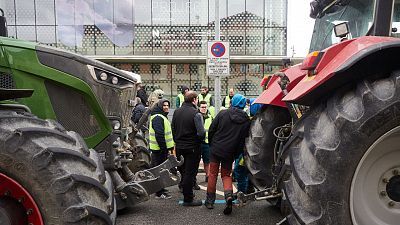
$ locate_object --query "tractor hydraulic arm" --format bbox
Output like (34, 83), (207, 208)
(112, 155), (184, 210)
(236, 187), (282, 206)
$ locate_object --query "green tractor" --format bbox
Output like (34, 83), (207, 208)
(0, 10), (181, 225)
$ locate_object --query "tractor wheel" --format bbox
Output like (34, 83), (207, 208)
(0, 110), (115, 225)
(128, 132), (151, 173)
(284, 72), (400, 224)
(245, 105), (291, 190)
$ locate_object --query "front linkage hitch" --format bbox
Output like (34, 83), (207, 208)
(236, 187), (282, 206)
(112, 155), (183, 210)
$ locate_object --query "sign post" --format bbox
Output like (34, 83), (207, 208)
(208, 0), (229, 115)
(207, 41), (230, 76)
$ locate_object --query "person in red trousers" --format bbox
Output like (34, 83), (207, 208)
(204, 94), (250, 215)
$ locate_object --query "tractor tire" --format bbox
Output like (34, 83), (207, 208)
(283, 71), (400, 225)
(0, 110), (115, 225)
(128, 132), (151, 173)
(245, 105), (291, 190)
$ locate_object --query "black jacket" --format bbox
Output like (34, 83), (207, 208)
(150, 99), (171, 151)
(132, 102), (146, 124)
(172, 102), (205, 149)
(137, 89), (149, 106)
(208, 107), (250, 161)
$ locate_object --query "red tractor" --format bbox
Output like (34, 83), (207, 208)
(241, 0), (400, 224)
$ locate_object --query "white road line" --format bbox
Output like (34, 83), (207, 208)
(198, 185), (225, 196)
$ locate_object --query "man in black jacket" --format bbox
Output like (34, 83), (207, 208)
(172, 91), (205, 206)
(205, 94), (250, 215)
(137, 84), (148, 106)
(132, 97), (146, 124)
(131, 97), (147, 134)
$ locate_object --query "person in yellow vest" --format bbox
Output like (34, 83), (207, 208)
(221, 88), (235, 110)
(176, 85), (189, 108)
(149, 98), (174, 199)
(198, 100), (213, 183)
(198, 86), (215, 117)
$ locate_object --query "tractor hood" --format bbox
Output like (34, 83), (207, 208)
(283, 36), (400, 105)
(0, 37), (137, 132)
(35, 45), (136, 83)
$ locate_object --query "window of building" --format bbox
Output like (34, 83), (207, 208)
(176, 64), (184, 74)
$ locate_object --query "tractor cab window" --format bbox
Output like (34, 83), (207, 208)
(309, 0), (375, 52)
(391, 0), (400, 38)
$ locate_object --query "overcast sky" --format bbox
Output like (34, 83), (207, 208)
(287, 0), (315, 57)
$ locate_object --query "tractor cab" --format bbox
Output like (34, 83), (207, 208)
(309, 0), (375, 52)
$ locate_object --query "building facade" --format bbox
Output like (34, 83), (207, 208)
(1, 0), (288, 106)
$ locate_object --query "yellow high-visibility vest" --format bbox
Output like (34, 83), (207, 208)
(208, 106), (216, 118)
(239, 156), (245, 166)
(204, 116), (213, 144)
(199, 93), (212, 106)
(149, 114), (174, 150)
(224, 96), (231, 108)
(178, 93), (184, 107)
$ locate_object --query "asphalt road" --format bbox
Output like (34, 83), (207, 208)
(116, 173), (284, 225)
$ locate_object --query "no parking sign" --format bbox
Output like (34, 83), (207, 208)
(207, 41), (230, 76)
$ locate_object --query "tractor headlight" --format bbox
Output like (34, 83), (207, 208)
(111, 77), (119, 85)
(112, 120), (121, 130)
(100, 72), (108, 81)
(89, 66), (134, 87)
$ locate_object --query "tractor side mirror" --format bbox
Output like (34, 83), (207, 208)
(334, 22), (349, 38)
(0, 9), (8, 37)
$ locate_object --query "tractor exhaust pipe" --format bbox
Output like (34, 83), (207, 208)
(0, 9), (8, 37)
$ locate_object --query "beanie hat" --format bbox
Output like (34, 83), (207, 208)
(231, 94), (247, 109)
(249, 98), (262, 116)
(181, 85), (189, 94)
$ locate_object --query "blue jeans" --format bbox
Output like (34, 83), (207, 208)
(233, 158), (248, 193)
(201, 143), (210, 164)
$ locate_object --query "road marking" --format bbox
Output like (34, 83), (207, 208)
(198, 182), (237, 196)
(198, 184), (225, 196)
(178, 200), (238, 204)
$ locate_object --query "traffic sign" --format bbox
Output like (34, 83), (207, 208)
(207, 41), (230, 76)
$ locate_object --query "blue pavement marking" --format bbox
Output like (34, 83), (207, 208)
(178, 200), (238, 205)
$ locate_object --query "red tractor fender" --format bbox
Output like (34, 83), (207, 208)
(254, 65), (307, 108)
(283, 36), (400, 105)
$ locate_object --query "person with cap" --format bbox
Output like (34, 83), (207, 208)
(154, 89), (165, 99)
(149, 98), (174, 199)
(205, 94), (251, 215)
(232, 98), (263, 194)
(172, 91), (205, 207)
(176, 85), (189, 108)
(221, 88), (235, 109)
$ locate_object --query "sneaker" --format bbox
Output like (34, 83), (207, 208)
(155, 193), (172, 199)
(182, 199), (202, 207)
(204, 201), (214, 209)
(223, 197), (233, 215)
(193, 183), (201, 190)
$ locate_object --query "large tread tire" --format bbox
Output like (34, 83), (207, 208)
(0, 110), (115, 225)
(245, 105), (291, 189)
(284, 71), (400, 224)
(128, 133), (151, 173)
